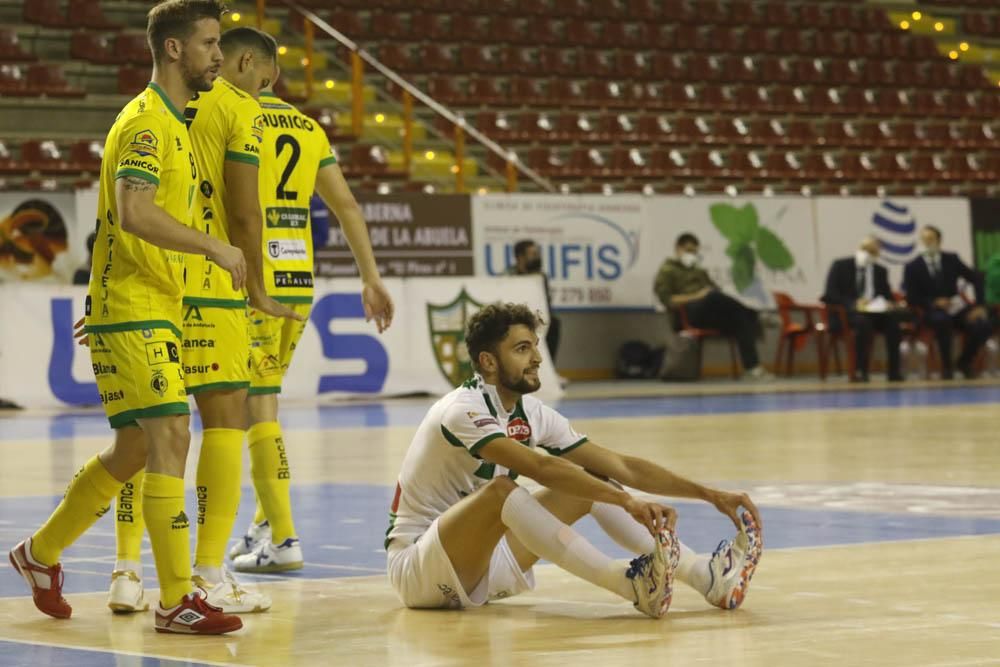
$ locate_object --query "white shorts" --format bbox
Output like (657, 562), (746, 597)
(386, 518), (536, 609)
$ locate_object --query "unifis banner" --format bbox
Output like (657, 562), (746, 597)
(473, 194), (648, 309)
(315, 194), (474, 279)
(473, 194), (822, 310)
(0, 277), (561, 409)
(643, 196), (821, 308)
(814, 197), (973, 291)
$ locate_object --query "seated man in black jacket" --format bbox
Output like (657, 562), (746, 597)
(823, 236), (903, 382)
(902, 225), (990, 379)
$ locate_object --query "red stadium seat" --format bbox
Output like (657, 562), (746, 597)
(20, 140), (72, 174)
(26, 64), (83, 98)
(0, 64), (28, 96)
(70, 32), (115, 65)
(0, 140), (26, 174)
(68, 140), (103, 173)
(24, 0), (69, 28)
(68, 0), (121, 30)
(114, 33), (153, 66)
(0, 29), (34, 63)
(114, 64), (143, 97)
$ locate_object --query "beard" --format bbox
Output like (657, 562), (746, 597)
(498, 362), (541, 395)
(180, 54), (216, 93)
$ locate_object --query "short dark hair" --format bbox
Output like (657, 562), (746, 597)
(513, 239), (536, 259)
(466, 303), (541, 372)
(220, 26), (277, 61)
(676, 232), (699, 247)
(923, 225), (942, 242)
(147, 0), (227, 63)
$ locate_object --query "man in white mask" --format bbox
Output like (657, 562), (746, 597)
(654, 233), (771, 380)
(902, 225), (991, 379)
(822, 236), (903, 382)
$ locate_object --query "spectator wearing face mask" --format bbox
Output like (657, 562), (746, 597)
(822, 236), (903, 382)
(654, 232), (771, 380)
(903, 225), (990, 379)
(508, 239), (561, 364)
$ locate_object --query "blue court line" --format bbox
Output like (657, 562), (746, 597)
(3, 384), (1000, 441)
(2, 482), (999, 600)
(0, 640), (216, 667)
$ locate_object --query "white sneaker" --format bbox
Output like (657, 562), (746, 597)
(232, 537), (303, 573)
(626, 528), (680, 619)
(705, 510), (763, 610)
(108, 570), (149, 613)
(229, 520), (271, 560)
(192, 566), (271, 614)
(743, 366), (775, 382)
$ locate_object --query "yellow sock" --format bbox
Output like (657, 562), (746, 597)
(252, 489), (267, 525)
(143, 473), (191, 608)
(115, 470), (145, 565)
(249, 421), (297, 543)
(32, 456), (121, 566)
(194, 428), (244, 569)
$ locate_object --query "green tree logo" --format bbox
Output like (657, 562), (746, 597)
(710, 203), (794, 292)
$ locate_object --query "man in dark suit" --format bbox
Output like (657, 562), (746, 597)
(902, 225), (991, 379)
(823, 236), (903, 382)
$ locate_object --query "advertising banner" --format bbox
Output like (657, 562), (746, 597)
(0, 276), (561, 409)
(0, 191), (83, 283)
(643, 196), (820, 307)
(315, 194), (474, 278)
(473, 194), (648, 310)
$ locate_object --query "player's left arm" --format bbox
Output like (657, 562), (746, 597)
(562, 440), (761, 530)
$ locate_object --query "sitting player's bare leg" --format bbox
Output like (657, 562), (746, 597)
(437, 476), (672, 613)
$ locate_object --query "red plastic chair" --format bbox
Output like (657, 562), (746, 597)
(672, 302), (741, 379)
(772, 292), (828, 377)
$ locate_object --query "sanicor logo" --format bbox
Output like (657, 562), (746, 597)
(871, 200), (916, 265)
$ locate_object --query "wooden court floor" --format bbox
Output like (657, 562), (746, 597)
(1, 383), (999, 666)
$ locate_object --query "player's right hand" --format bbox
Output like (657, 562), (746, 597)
(624, 497), (677, 536)
(73, 316), (89, 347)
(250, 293), (306, 322)
(210, 241), (246, 291)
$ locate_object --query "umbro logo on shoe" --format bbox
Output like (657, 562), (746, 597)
(177, 610), (205, 624)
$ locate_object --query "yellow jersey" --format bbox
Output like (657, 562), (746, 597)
(86, 82), (197, 338)
(183, 76), (263, 306)
(258, 92), (338, 302)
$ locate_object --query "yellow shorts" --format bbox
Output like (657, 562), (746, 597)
(181, 300), (251, 395)
(248, 301), (312, 395)
(88, 327), (189, 429)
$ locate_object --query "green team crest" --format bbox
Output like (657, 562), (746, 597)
(427, 288), (485, 387)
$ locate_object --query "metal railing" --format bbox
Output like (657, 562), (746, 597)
(258, 0), (555, 193)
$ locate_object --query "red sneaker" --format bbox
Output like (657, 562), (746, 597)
(155, 592), (243, 635)
(8, 538), (72, 619)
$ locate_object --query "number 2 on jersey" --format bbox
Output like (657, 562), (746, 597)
(275, 134), (300, 200)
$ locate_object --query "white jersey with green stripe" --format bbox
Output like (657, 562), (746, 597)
(385, 375), (588, 548)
